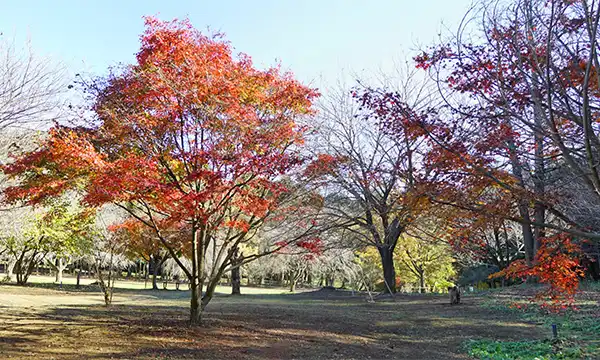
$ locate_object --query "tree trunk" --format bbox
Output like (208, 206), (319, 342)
(419, 272), (426, 293)
(231, 247), (241, 295)
(231, 266), (241, 295)
(15, 249), (40, 286)
(190, 279), (202, 324)
(76, 268), (81, 288)
(102, 284), (111, 305)
(189, 226), (203, 325)
(151, 257), (160, 290)
(144, 261), (150, 289)
(378, 246), (396, 293)
(6, 260), (15, 281)
(16, 272), (24, 285)
(55, 257), (66, 283)
(95, 262), (112, 306)
(531, 57), (546, 256)
(508, 140), (536, 265)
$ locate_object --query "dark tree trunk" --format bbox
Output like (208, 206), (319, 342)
(378, 246), (396, 293)
(15, 249), (40, 286)
(151, 257), (160, 290)
(231, 267), (241, 295)
(531, 65), (546, 255)
(231, 248), (241, 295)
(190, 279), (202, 324)
(508, 140), (536, 265)
(76, 268), (81, 288)
(16, 272), (25, 285)
(188, 226), (205, 325)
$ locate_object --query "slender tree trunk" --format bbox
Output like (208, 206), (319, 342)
(151, 257), (160, 290)
(15, 250), (26, 285)
(144, 261), (150, 289)
(529, 16), (546, 256)
(95, 261), (112, 306)
(378, 246), (396, 293)
(15, 249), (41, 286)
(76, 267), (81, 288)
(507, 140), (536, 265)
(6, 260), (15, 281)
(231, 248), (241, 295)
(419, 272), (425, 294)
(189, 226), (203, 325)
(55, 257), (66, 283)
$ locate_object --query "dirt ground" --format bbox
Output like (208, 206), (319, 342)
(0, 284), (544, 360)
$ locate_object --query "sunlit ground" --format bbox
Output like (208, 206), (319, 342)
(0, 278), (547, 360)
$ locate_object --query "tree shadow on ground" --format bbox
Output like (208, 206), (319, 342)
(0, 290), (545, 360)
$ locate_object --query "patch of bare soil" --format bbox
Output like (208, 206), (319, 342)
(0, 286), (544, 359)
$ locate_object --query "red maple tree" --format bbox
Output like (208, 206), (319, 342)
(2, 17), (318, 324)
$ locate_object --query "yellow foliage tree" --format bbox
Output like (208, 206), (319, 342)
(394, 234), (455, 293)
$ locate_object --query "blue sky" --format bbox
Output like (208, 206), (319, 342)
(0, 0), (473, 88)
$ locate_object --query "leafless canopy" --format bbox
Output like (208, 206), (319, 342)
(0, 36), (66, 132)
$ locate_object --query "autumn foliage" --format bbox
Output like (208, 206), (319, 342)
(2, 17), (318, 324)
(349, 0), (600, 308)
(491, 234), (585, 312)
(276, 237), (324, 260)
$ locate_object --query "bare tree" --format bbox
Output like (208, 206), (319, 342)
(90, 209), (131, 306)
(311, 72), (434, 293)
(0, 36), (66, 132)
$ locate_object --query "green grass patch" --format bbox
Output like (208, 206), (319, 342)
(471, 292), (600, 359)
(467, 339), (589, 360)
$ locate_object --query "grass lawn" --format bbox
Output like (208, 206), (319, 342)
(465, 284), (600, 360)
(0, 278), (596, 359)
(24, 274), (291, 295)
